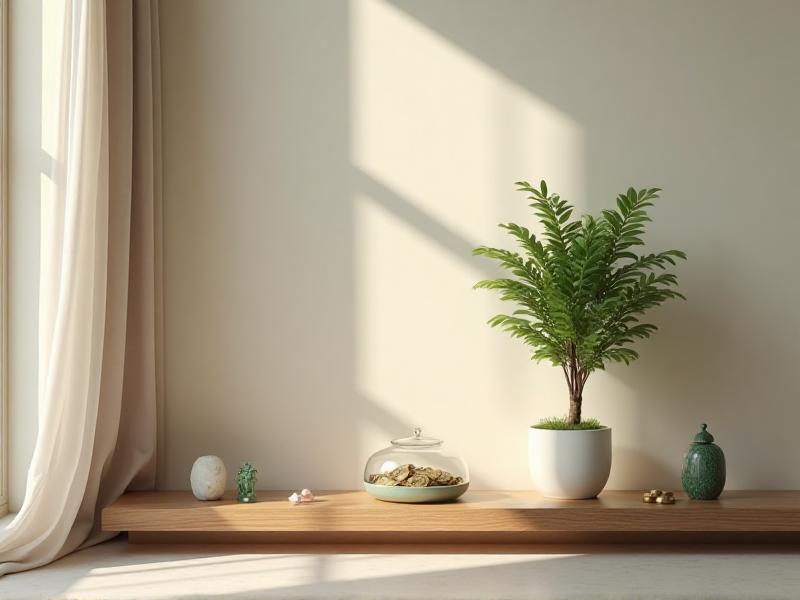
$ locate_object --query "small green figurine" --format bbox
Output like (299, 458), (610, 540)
(236, 462), (258, 503)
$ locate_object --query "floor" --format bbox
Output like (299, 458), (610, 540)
(3, 537), (800, 599)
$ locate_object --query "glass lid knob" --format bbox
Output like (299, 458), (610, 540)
(391, 427), (442, 447)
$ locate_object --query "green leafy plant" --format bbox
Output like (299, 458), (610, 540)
(474, 181), (686, 426)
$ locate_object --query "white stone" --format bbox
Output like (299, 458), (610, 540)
(190, 455), (227, 500)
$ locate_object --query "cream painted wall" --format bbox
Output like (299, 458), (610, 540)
(160, 0), (800, 491)
(7, 0), (40, 511)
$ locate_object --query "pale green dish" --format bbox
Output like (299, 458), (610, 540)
(363, 481), (469, 503)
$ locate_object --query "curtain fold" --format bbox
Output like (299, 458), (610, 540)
(0, 0), (161, 575)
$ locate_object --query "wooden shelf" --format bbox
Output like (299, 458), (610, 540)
(102, 490), (800, 545)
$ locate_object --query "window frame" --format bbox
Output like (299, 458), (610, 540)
(0, 0), (8, 518)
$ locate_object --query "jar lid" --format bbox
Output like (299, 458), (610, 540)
(391, 427), (442, 447)
(693, 423), (715, 444)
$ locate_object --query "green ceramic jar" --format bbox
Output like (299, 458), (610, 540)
(681, 423), (725, 500)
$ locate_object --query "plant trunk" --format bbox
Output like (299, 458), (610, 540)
(564, 347), (585, 425)
(568, 393), (582, 425)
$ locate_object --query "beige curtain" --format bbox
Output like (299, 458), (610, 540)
(0, 0), (161, 576)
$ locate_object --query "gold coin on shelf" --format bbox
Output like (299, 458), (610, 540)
(642, 488), (676, 504)
(656, 492), (676, 505)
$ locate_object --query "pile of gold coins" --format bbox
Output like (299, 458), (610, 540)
(642, 489), (675, 504)
(367, 464), (464, 487)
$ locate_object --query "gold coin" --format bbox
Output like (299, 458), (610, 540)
(390, 464), (413, 482)
(658, 492), (675, 504)
(369, 466), (463, 487)
(417, 467), (442, 480)
(373, 475), (397, 486)
(406, 474), (431, 487)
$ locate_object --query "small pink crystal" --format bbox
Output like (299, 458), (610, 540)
(288, 489), (315, 505)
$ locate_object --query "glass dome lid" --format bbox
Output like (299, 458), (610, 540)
(391, 427), (442, 448)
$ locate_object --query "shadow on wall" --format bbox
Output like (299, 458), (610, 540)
(161, 0), (362, 491)
(161, 0), (800, 493)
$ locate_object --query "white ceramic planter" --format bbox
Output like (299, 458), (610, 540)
(528, 426), (612, 499)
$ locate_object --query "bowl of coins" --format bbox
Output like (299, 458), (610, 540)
(363, 428), (469, 503)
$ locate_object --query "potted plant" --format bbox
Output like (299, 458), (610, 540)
(474, 181), (685, 499)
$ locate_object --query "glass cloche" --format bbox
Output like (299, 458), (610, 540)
(363, 428), (469, 503)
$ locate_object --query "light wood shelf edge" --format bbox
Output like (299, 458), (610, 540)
(102, 490), (800, 545)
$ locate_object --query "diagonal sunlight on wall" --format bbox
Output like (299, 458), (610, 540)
(350, 0), (588, 488)
(351, 0), (585, 218)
